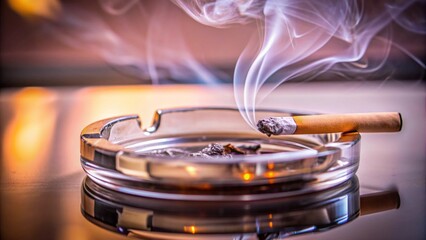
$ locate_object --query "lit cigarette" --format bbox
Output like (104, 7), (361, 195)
(257, 112), (402, 136)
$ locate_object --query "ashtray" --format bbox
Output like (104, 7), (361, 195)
(80, 107), (360, 201)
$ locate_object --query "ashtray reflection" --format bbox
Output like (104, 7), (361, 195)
(81, 176), (400, 239)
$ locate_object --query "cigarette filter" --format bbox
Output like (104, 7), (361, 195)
(257, 112), (402, 136)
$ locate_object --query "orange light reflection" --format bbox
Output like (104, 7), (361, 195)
(184, 225), (196, 234)
(185, 166), (198, 176)
(62, 85), (235, 175)
(242, 172), (253, 181)
(2, 88), (57, 181)
(266, 171), (275, 178)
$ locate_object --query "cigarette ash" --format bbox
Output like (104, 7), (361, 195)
(149, 143), (261, 158)
(257, 117), (298, 136)
(257, 118), (283, 137)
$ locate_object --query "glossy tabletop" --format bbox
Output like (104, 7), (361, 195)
(1, 82), (425, 240)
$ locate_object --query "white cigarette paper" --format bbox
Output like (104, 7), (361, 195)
(257, 112), (402, 136)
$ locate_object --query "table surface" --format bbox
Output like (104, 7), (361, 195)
(1, 82), (425, 240)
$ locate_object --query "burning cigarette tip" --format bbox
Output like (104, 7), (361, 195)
(257, 112), (402, 136)
(256, 117), (297, 136)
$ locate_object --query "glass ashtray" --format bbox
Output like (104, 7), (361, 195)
(80, 107), (360, 201)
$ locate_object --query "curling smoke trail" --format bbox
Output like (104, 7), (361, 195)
(174, 0), (426, 128)
(9, 0), (425, 127)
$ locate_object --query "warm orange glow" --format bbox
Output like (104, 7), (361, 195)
(74, 85), (230, 126)
(185, 166), (198, 176)
(57, 224), (89, 240)
(269, 221), (273, 228)
(8, 0), (61, 19)
(198, 183), (212, 190)
(242, 172), (253, 181)
(265, 171), (275, 178)
(267, 162), (275, 169)
(62, 85), (233, 176)
(184, 225), (196, 234)
(2, 88), (57, 180)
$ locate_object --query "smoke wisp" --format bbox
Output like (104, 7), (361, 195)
(174, 0), (425, 127)
(39, 0), (223, 84)
(11, 0), (425, 128)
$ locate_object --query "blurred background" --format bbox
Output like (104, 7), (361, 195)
(1, 0), (425, 87)
(1, 0), (254, 86)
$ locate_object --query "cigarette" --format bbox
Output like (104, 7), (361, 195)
(257, 112), (402, 136)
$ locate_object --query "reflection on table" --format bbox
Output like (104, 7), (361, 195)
(82, 176), (399, 240)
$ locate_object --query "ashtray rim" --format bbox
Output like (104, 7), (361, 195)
(80, 106), (360, 163)
(79, 107), (361, 200)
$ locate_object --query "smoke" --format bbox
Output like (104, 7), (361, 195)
(10, 0), (425, 128)
(173, 0), (425, 127)
(37, 0), (222, 84)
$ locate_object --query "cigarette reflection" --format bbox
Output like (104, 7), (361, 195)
(81, 176), (401, 239)
(2, 87), (57, 181)
(360, 191), (400, 216)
